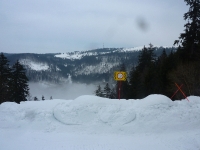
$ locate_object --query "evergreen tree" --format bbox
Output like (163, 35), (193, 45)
(168, 0), (200, 99)
(103, 83), (111, 98)
(0, 53), (12, 104)
(109, 88), (116, 99)
(95, 85), (103, 97)
(154, 49), (169, 94)
(42, 95), (45, 100)
(130, 44), (156, 98)
(137, 44), (155, 72)
(10, 60), (29, 104)
(174, 0), (200, 61)
(159, 49), (167, 62)
(129, 67), (140, 99)
(34, 96), (38, 101)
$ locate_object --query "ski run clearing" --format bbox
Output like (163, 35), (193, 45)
(0, 95), (200, 150)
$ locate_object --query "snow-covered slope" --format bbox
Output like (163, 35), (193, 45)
(55, 46), (151, 60)
(122, 45), (176, 52)
(6, 46), (177, 83)
(55, 51), (105, 60)
(19, 59), (49, 71)
(0, 95), (200, 150)
(54, 46), (176, 60)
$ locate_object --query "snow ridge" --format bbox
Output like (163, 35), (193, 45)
(54, 46), (176, 60)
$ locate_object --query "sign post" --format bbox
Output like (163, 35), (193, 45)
(114, 71), (127, 100)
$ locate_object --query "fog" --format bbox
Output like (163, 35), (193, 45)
(29, 82), (96, 100)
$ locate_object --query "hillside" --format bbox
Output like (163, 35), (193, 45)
(5, 46), (176, 83)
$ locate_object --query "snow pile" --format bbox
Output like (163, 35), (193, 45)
(53, 95), (200, 134)
(0, 94), (200, 150)
(54, 96), (136, 126)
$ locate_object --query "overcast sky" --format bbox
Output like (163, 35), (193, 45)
(0, 0), (188, 53)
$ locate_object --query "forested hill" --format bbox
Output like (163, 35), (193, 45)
(5, 46), (176, 84)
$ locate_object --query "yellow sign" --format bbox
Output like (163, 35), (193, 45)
(114, 71), (127, 81)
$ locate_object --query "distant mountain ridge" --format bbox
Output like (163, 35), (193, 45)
(4, 46), (177, 84)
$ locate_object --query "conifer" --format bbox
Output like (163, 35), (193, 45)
(10, 60), (29, 104)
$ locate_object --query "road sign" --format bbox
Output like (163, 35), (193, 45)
(114, 71), (127, 81)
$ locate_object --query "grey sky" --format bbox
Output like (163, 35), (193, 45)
(0, 0), (188, 53)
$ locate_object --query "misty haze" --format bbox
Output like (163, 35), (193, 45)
(29, 82), (96, 100)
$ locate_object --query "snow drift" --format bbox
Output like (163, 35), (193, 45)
(0, 94), (200, 150)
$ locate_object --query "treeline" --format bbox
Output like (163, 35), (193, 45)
(96, 0), (200, 100)
(33, 95), (53, 101)
(0, 53), (29, 104)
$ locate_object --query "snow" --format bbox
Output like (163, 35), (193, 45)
(75, 62), (119, 75)
(0, 94), (200, 150)
(54, 46), (177, 60)
(122, 46), (145, 52)
(56, 66), (61, 71)
(122, 45), (177, 52)
(54, 51), (111, 60)
(55, 52), (83, 60)
(19, 59), (49, 71)
(54, 47), (142, 60)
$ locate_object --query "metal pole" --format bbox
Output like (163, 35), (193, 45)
(118, 81), (121, 100)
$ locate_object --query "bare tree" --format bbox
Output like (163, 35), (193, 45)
(169, 62), (200, 99)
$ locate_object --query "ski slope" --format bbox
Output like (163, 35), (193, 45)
(0, 95), (200, 150)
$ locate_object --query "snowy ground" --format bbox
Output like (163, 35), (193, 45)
(0, 95), (200, 150)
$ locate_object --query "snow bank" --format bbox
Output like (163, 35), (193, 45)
(1, 94), (200, 134)
(52, 95), (200, 134)
(53, 95), (136, 126)
(0, 95), (200, 150)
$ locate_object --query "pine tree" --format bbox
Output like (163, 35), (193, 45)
(109, 88), (116, 99)
(159, 49), (167, 63)
(174, 0), (200, 61)
(10, 60), (29, 104)
(103, 83), (111, 98)
(168, 0), (200, 99)
(0, 53), (12, 104)
(95, 85), (103, 97)
(137, 44), (155, 72)
(130, 44), (156, 98)
(129, 67), (140, 99)
(34, 96), (38, 101)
